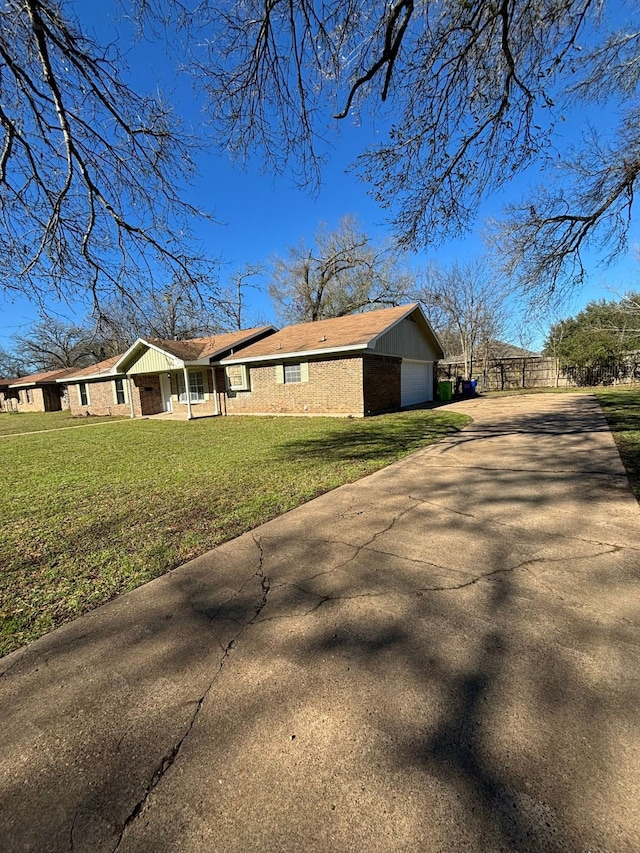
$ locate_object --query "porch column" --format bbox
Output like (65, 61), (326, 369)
(211, 367), (219, 416)
(127, 375), (135, 418)
(183, 365), (193, 420)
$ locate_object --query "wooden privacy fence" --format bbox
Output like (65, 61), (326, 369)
(438, 352), (640, 391)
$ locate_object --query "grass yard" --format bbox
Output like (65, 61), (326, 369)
(595, 387), (640, 502)
(0, 410), (128, 435)
(0, 408), (470, 655)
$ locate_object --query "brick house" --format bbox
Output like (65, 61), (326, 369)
(62, 327), (277, 419)
(58, 305), (443, 420)
(4, 367), (74, 412)
(219, 304), (444, 417)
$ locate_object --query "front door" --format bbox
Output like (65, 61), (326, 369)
(160, 374), (173, 413)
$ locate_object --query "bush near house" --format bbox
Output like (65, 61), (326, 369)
(0, 408), (470, 655)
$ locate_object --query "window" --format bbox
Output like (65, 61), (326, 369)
(79, 382), (90, 406)
(177, 371), (205, 403)
(225, 364), (250, 391)
(275, 362), (309, 384)
(25, 388), (32, 403)
(114, 378), (126, 405)
(284, 363), (302, 384)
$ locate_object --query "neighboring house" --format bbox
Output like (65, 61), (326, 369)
(61, 327), (277, 419)
(0, 378), (18, 412)
(442, 341), (541, 365)
(219, 303), (444, 417)
(5, 367), (74, 413)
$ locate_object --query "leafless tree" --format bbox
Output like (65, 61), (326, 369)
(419, 259), (511, 380)
(0, 345), (30, 378)
(217, 264), (265, 331)
(94, 275), (226, 348)
(12, 316), (97, 370)
(191, 0), (639, 299)
(268, 214), (414, 323)
(0, 0), (216, 308)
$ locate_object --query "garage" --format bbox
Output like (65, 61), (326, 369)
(401, 359), (433, 406)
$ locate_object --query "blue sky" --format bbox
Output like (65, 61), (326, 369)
(1, 2), (638, 352)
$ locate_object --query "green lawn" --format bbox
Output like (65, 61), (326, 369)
(0, 410), (128, 435)
(0, 408), (470, 655)
(595, 387), (640, 502)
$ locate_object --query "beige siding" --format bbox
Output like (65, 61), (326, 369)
(126, 347), (179, 375)
(374, 317), (439, 360)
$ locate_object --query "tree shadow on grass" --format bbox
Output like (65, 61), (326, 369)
(275, 413), (468, 464)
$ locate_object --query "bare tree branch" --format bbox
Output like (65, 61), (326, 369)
(0, 0), (217, 308)
(267, 214), (414, 323)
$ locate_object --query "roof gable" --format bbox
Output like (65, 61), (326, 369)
(115, 326), (276, 374)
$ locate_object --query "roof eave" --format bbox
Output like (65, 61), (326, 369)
(58, 370), (121, 383)
(219, 342), (369, 365)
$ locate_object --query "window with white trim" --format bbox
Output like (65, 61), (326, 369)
(275, 362), (309, 384)
(79, 382), (90, 406)
(25, 388), (32, 403)
(177, 371), (205, 403)
(114, 378), (126, 405)
(225, 364), (250, 391)
(284, 363), (302, 383)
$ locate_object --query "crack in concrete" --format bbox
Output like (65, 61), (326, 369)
(357, 540), (620, 578)
(308, 502), (420, 579)
(413, 550), (618, 594)
(68, 810), (78, 852)
(408, 495), (640, 553)
(256, 543), (624, 626)
(255, 584), (388, 623)
(115, 723), (135, 754)
(111, 539), (271, 852)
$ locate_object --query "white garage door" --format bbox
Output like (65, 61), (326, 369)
(401, 359), (433, 407)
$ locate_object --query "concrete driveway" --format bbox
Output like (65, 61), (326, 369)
(1, 392), (639, 852)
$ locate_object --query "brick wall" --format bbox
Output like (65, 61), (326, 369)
(68, 379), (132, 417)
(14, 387), (46, 413)
(362, 355), (401, 414)
(222, 357), (365, 416)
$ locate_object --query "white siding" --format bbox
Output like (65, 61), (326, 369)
(401, 359), (433, 406)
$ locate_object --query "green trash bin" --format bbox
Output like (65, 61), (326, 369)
(438, 380), (453, 402)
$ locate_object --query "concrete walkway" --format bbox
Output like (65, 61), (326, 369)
(1, 393), (639, 852)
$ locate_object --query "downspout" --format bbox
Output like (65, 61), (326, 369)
(127, 375), (135, 418)
(211, 366), (219, 416)
(183, 365), (193, 420)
